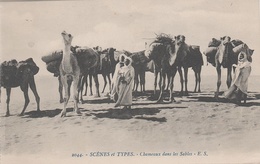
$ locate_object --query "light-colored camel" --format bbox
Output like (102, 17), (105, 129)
(0, 58), (40, 116)
(59, 31), (81, 117)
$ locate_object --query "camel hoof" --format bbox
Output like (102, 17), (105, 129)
(214, 92), (219, 100)
(89, 94), (93, 96)
(178, 92), (184, 96)
(76, 110), (82, 115)
(60, 112), (66, 117)
(94, 94), (100, 98)
(156, 99), (164, 103)
(60, 99), (64, 103)
(184, 91), (189, 96)
(18, 113), (24, 116)
(5, 113), (10, 117)
(83, 93), (87, 96)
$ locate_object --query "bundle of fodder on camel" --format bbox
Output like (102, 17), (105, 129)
(154, 33), (174, 45)
(1, 58), (39, 88)
(130, 50), (150, 66)
(41, 46), (99, 76)
(41, 50), (63, 77)
(204, 38), (254, 66)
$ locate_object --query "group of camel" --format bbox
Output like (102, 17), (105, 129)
(0, 31), (254, 117)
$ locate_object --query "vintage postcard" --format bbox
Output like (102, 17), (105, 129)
(0, 0), (260, 163)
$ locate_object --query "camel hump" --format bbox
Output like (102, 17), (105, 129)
(208, 38), (221, 47)
(190, 45), (200, 51)
(73, 46), (99, 72)
(1, 59), (19, 87)
(130, 51), (149, 65)
(17, 58), (39, 75)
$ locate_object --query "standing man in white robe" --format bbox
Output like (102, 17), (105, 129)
(115, 57), (135, 109)
(110, 54), (127, 101)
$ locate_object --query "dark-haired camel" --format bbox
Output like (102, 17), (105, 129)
(80, 47), (116, 99)
(174, 35), (204, 95)
(145, 41), (178, 103)
(0, 58), (40, 116)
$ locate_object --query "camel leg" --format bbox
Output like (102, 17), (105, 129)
(178, 67), (184, 96)
(153, 69), (158, 95)
(194, 71), (198, 93)
(227, 66), (232, 88)
(5, 88), (11, 117)
(165, 73), (170, 91)
(215, 65), (221, 99)
(83, 75), (88, 96)
(140, 70), (145, 93)
(93, 74), (100, 97)
(101, 74), (107, 93)
(168, 68), (177, 103)
(197, 66), (202, 93)
(20, 84), (30, 116)
(184, 67), (189, 96)
(29, 76), (40, 112)
(58, 76), (64, 103)
(61, 76), (71, 117)
(78, 75), (84, 104)
(157, 71), (166, 103)
(134, 71), (139, 92)
(158, 72), (162, 91)
(73, 76), (81, 114)
(89, 74), (93, 96)
(107, 74), (112, 93)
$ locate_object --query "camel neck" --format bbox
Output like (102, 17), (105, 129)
(62, 43), (73, 73)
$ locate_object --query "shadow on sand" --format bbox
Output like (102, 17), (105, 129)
(90, 106), (187, 123)
(23, 108), (63, 118)
(81, 98), (113, 104)
(188, 91), (260, 107)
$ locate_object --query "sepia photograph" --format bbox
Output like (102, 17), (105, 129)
(0, 0), (260, 163)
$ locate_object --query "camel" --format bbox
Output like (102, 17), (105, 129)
(205, 36), (254, 99)
(69, 45), (100, 104)
(80, 47), (116, 98)
(0, 58), (40, 116)
(42, 45), (99, 105)
(59, 31), (81, 117)
(129, 50), (150, 93)
(145, 35), (178, 103)
(174, 35), (204, 95)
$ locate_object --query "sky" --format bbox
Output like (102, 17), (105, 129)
(0, 0), (260, 76)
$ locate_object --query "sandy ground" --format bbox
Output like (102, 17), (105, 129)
(1, 72), (260, 164)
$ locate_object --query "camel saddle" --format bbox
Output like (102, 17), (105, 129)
(0, 58), (39, 88)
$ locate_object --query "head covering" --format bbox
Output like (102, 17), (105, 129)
(124, 57), (132, 67)
(119, 54), (127, 63)
(238, 51), (248, 62)
(238, 51), (251, 68)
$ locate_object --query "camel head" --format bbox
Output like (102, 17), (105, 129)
(217, 36), (234, 67)
(220, 36), (231, 45)
(175, 35), (186, 45)
(61, 31), (73, 46)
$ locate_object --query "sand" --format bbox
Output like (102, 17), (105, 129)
(1, 73), (260, 164)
